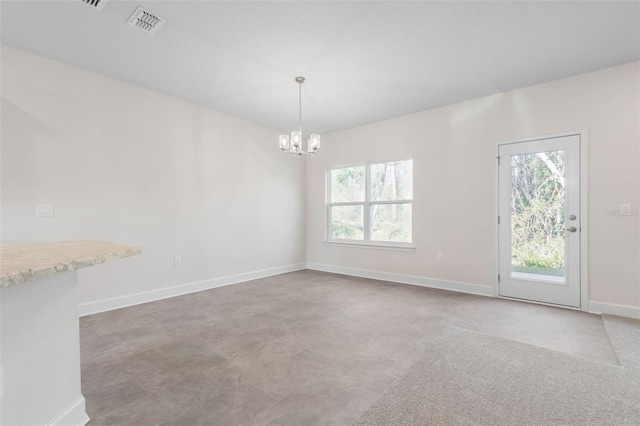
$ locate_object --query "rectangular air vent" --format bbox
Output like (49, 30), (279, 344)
(127, 7), (166, 35)
(80, 0), (107, 11)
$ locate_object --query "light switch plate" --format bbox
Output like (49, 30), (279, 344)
(35, 204), (54, 217)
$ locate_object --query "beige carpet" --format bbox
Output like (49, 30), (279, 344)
(354, 327), (640, 425)
(603, 314), (640, 371)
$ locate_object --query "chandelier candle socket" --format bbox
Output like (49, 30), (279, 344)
(279, 76), (320, 156)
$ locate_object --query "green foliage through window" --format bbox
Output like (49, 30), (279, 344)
(510, 150), (565, 276)
(330, 205), (364, 240)
(331, 166), (365, 203)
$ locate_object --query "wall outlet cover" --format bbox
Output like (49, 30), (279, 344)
(620, 204), (631, 216)
(35, 204), (54, 217)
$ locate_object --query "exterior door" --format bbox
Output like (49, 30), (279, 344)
(498, 134), (581, 307)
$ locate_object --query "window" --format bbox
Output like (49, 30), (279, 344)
(327, 159), (413, 246)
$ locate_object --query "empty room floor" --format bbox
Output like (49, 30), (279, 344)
(80, 270), (624, 425)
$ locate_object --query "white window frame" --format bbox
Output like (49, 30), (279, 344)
(326, 158), (415, 250)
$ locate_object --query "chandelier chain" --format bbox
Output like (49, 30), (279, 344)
(298, 79), (303, 131)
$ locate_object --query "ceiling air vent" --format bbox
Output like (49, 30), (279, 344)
(80, 0), (107, 11)
(127, 7), (166, 35)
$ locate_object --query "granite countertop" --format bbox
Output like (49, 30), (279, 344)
(0, 240), (141, 287)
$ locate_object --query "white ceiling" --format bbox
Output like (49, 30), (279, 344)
(1, 1), (639, 134)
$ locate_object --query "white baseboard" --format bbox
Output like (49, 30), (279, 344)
(306, 262), (494, 297)
(48, 396), (90, 426)
(78, 261), (640, 321)
(588, 301), (640, 319)
(79, 263), (306, 317)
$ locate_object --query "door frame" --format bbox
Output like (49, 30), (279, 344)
(493, 129), (589, 311)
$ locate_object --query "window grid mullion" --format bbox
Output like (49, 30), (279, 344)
(328, 201), (367, 207)
(327, 169), (332, 239)
(364, 164), (371, 242)
(369, 200), (413, 205)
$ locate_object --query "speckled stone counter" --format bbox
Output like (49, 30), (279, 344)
(1, 240), (141, 287)
(1, 240), (141, 426)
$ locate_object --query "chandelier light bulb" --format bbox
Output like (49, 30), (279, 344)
(279, 135), (290, 150)
(291, 130), (301, 148)
(309, 134), (320, 152)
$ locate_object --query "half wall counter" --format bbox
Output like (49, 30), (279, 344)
(0, 240), (141, 426)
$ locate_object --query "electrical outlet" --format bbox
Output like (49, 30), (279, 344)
(174, 256), (181, 266)
(437, 253), (444, 262)
(35, 204), (54, 217)
(620, 204), (631, 216)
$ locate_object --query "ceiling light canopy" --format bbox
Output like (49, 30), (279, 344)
(279, 77), (320, 157)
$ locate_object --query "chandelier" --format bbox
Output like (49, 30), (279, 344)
(279, 76), (320, 156)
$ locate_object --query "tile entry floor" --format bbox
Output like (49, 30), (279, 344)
(80, 270), (620, 425)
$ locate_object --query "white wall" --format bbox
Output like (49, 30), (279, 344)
(1, 45), (307, 308)
(307, 61), (640, 312)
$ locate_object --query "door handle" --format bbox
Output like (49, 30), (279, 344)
(565, 226), (577, 233)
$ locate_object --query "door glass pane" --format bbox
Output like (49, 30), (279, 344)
(330, 166), (365, 203)
(370, 203), (412, 243)
(510, 150), (566, 282)
(330, 205), (364, 240)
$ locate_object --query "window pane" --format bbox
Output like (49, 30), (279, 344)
(330, 166), (365, 203)
(331, 205), (364, 240)
(370, 203), (412, 243)
(370, 159), (413, 201)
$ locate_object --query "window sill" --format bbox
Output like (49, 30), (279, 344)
(323, 241), (416, 252)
